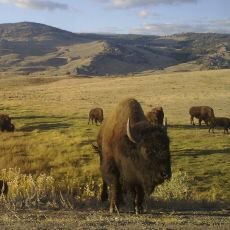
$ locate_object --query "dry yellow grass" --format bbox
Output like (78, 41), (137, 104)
(0, 69), (229, 204)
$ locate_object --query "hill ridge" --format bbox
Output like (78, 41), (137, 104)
(0, 22), (229, 76)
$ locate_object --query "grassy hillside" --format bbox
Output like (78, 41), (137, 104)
(0, 69), (229, 205)
(0, 22), (229, 76)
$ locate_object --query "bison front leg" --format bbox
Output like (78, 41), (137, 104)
(109, 179), (122, 213)
(131, 186), (144, 214)
(101, 180), (108, 202)
(190, 116), (195, 125)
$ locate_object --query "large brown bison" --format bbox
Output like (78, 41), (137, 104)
(0, 180), (8, 195)
(0, 114), (15, 132)
(94, 98), (171, 214)
(209, 117), (230, 134)
(146, 106), (164, 126)
(88, 108), (104, 125)
(189, 106), (215, 126)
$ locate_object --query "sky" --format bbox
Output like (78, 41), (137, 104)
(0, 0), (229, 35)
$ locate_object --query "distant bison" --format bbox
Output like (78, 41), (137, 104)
(189, 106), (215, 126)
(0, 180), (8, 195)
(209, 117), (230, 134)
(88, 108), (104, 125)
(94, 98), (171, 214)
(0, 114), (15, 132)
(146, 106), (164, 126)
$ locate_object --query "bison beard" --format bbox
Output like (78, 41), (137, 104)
(95, 98), (171, 214)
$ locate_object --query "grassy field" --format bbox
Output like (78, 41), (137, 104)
(0, 69), (229, 212)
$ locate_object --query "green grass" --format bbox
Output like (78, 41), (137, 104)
(0, 69), (229, 207)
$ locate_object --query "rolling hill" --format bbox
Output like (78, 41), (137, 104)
(0, 22), (229, 76)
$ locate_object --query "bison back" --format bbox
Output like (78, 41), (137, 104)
(97, 98), (146, 151)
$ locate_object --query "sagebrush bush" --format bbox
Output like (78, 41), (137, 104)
(0, 168), (102, 210)
(154, 171), (191, 200)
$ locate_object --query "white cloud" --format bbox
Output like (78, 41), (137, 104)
(138, 10), (149, 18)
(130, 20), (230, 35)
(95, 0), (198, 9)
(0, 0), (69, 10)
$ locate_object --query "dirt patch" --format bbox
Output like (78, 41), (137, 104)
(0, 208), (229, 229)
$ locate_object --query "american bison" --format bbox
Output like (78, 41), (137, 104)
(146, 106), (164, 126)
(0, 114), (15, 132)
(88, 108), (104, 125)
(94, 98), (171, 214)
(189, 106), (215, 126)
(0, 180), (8, 195)
(209, 117), (230, 134)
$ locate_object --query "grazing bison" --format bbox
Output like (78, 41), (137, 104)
(146, 106), (164, 126)
(88, 108), (104, 125)
(189, 106), (215, 126)
(209, 117), (230, 134)
(0, 180), (8, 195)
(94, 98), (171, 214)
(0, 114), (15, 132)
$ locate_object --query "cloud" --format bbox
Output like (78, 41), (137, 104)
(0, 0), (69, 10)
(138, 10), (149, 18)
(95, 0), (198, 9)
(130, 20), (230, 35)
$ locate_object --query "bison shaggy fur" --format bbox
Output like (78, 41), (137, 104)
(209, 117), (230, 134)
(88, 108), (104, 125)
(189, 106), (215, 126)
(95, 98), (171, 214)
(0, 114), (15, 132)
(146, 106), (164, 126)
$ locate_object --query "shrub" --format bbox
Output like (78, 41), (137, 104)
(153, 171), (190, 200)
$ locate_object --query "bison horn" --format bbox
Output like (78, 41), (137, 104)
(126, 118), (137, 144)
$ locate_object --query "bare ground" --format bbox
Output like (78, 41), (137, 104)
(0, 202), (229, 230)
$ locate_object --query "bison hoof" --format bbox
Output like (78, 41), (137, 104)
(134, 206), (143, 214)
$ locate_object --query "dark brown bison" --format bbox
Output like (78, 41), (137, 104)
(88, 108), (104, 125)
(146, 106), (164, 126)
(0, 114), (15, 132)
(0, 180), (8, 195)
(189, 106), (215, 126)
(209, 117), (230, 134)
(94, 98), (171, 214)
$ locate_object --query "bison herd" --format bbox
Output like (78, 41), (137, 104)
(189, 106), (230, 134)
(89, 104), (229, 134)
(0, 98), (229, 214)
(90, 99), (229, 213)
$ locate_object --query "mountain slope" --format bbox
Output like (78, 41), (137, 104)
(0, 22), (229, 76)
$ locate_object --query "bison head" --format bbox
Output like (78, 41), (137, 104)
(127, 118), (171, 195)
